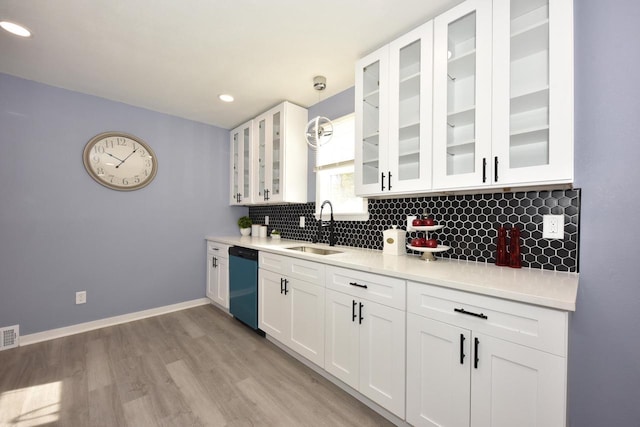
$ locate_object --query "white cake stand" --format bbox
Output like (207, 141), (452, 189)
(408, 224), (450, 261)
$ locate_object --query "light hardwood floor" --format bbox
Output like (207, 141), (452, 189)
(0, 305), (394, 426)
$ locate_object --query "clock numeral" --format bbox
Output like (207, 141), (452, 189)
(134, 176), (141, 184)
(143, 169), (149, 177)
(94, 146), (105, 154)
(122, 178), (129, 185)
(139, 149), (146, 157)
(117, 138), (127, 146)
(144, 159), (152, 167)
(104, 140), (114, 148)
(96, 167), (105, 176)
(92, 155), (100, 163)
(108, 174), (115, 183)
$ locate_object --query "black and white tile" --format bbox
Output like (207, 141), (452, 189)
(249, 189), (580, 272)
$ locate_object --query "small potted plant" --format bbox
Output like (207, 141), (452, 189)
(270, 229), (281, 239)
(238, 216), (252, 236)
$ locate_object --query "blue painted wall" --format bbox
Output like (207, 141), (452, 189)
(570, 1), (640, 425)
(0, 73), (244, 335)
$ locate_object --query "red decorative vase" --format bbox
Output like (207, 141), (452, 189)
(509, 227), (522, 268)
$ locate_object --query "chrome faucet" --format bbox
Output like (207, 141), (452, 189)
(314, 200), (337, 246)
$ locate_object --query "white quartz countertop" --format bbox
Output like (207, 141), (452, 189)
(206, 235), (579, 312)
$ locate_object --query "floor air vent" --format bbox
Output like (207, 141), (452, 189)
(0, 325), (19, 350)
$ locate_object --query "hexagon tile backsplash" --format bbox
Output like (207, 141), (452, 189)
(249, 189), (580, 272)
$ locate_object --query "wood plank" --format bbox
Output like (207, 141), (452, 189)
(0, 304), (392, 427)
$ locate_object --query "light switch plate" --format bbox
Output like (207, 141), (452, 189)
(265, 216), (269, 225)
(543, 215), (564, 239)
(299, 216), (305, 228)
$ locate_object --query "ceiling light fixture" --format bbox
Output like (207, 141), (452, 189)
(0, 21), (32, 38)
(218, 94), (234, 103)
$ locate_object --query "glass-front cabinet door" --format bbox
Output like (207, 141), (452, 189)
(269, 110), (283, 202)
(253, 115), (269, 203)
(229, 120), (252, 205)
(355, 47), (389, 196)
(432, 0), (492, 190)
(252, 104), (288, 204)
(387, 21), (434, 194)
(491, 0), (573, 185)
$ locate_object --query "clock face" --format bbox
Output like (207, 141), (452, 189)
(83, 132), (158, 191)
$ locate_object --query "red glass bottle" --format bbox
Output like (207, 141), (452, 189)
(509, 227), (522, 268)
(495, 226), (508, 266)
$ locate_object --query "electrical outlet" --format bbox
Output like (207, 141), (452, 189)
(265, 216), (269, 225)
(543, 215), (564, 239)
(76, 291), (87, 305)
(299, 216), (305, 228)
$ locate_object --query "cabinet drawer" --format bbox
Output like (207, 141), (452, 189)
(259, 252), (287, 274)
(207, 241), (231, 258)
(326, 266), (405, 310)
(259, 252), (325, 285)
(407, 282), (567, 356)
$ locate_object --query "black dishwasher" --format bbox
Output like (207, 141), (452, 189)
(228, 246), (262, 333)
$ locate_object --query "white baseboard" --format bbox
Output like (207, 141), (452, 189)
(20, 298), (210, 346)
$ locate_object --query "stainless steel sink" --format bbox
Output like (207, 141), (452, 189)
(284, 246), (342, 256)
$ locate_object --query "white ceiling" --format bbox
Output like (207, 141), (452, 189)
(0, 0), (463, 129)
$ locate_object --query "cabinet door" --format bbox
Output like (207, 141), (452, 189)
(253, 115), (270, 203)
(288, 279), (325, 367)
(470, 333), (566, 427)
(229, 121), (252, 205)
(355, 46), (390, 196)
(387, 21), (434, 194)
(433, 0), (493, 190)
(207, 255), (227, 308)
(216, 257), (229, 309)
(359, 299), (406, 418)
(206, 253), (217, 301)
(324, 289), (360, 389)
(267, 106), (284, 203)
(258, 269), (288, 342)
(406, 314), (471, 427)
(491, 0), (573, 185)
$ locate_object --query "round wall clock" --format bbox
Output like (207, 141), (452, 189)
(83, 132), (158, 191)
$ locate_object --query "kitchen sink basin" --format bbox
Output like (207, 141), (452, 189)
(284, 246), (342, 256)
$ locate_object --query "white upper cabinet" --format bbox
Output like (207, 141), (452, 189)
(229, 120), (253, 205)
(432, 0), (493, 190)
(252, 101), (308, 204)
(355, 21), (433, 196)
(230, 101), (307, 205)
(355, 46), (390, 196)
(357, 0), (574, 194)
(490, 0), (573, 185)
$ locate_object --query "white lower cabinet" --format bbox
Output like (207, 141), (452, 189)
(206, 241), (230, 308)
(324, 267), (406, 418)
(406, 281), (568, 427)
(258, 253), (325, 367)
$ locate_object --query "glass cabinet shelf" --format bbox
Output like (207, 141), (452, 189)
(399, 73), (421, 99)
(446, 140), (475, 156)
(511, 20), (548, 61)
(399, 122), (420, 140)
(447, 106), (475, 127)
(510, 87), (548, 114)
(447, 50), (476, 80)
(364, 90), (380, 108)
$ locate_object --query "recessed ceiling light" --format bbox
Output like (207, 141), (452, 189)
(219, 94), (234, 103)
(0, 21), (32, 38)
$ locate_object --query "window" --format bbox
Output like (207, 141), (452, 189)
(315, 113), (369, 221)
